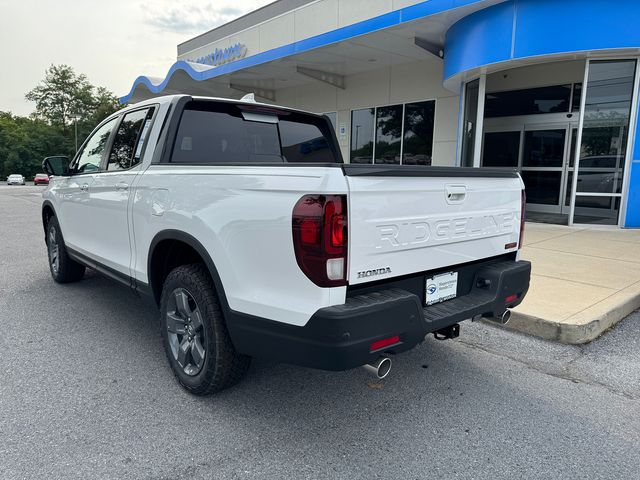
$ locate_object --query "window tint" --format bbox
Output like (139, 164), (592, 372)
(108, 108), (154, 170)
(485, 85), (572, 118)
(280, 120), (334, 163)
(523, 129), (566, 168)
(375, 105), (403, 164)
(482, 131), (520, 167)
(350, 108), (375, 164)
(173, 107), (280, 164)
(75, 118), (117, 174)
(350, 101), (436, 165)
(572, 83), (582, 112)
(171, 102), (338, 164)
(403, 101), (435, 166)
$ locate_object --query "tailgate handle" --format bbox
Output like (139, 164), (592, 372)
(445, 185), (467, 204)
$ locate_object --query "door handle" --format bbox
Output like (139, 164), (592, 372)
(116, 182), (129, 191)
(445, 185), (467, 204)
(80, 183), (89, 192)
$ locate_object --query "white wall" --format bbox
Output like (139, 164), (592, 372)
(179, 0), (429, 63)
(277, 58), (461, 165)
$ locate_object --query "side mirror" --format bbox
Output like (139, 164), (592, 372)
(42, 156), (70, 177)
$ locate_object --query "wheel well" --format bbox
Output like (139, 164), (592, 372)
(42, 204), (55, 234)
(148, 239), (208, 305)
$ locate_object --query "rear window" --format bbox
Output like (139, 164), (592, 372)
(170, 101), (340, 164)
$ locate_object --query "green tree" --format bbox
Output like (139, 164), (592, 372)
(0, 65), (122, 180)
(25, 64), (95, 133)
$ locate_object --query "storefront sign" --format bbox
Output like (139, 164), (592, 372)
(192, 43), (247, 67)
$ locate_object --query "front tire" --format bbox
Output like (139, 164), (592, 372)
(46, 216), (86, 283)
(160, 264), (250, 395)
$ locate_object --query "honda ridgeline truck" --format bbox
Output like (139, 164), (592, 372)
(41, 95), (530, 395)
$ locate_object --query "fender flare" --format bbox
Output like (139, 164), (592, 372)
(147, 230), (230, 312)
(41, 200), (58, 237)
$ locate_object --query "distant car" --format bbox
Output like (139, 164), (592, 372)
(34, 173), (50, 185)
(7, 174), (25, 185)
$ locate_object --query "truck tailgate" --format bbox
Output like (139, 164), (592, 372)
(343, 166), (523, 285)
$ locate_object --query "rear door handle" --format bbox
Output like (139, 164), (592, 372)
(116, 182), (129, 191)
(80, 183), (89, 192)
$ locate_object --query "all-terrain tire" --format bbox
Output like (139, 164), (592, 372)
(46, 216), (86, 283)
(159, 263), (251, 395)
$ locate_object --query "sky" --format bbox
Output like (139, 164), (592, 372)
(0, 0), (273, 116)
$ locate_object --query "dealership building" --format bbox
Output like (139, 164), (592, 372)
(122, 0), (640, 228)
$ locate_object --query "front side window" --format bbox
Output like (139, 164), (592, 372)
(171, 101), (338, 164)
(108, 108), (154, 170)
(75, 118), (117, 174)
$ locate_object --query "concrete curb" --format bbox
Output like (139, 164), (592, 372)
(498, 286), (640, 344)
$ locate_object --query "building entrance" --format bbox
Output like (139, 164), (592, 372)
(482, 116), (579, 217)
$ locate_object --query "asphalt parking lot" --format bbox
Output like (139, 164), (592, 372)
(1, 185), (639, 480)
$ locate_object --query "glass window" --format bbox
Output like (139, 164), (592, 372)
(374, 105), (403, 164)
(350, 108), (375, 163)
(279, 119), (334, 163)
(485, 85), (572, 118)
(461, 79), (479, 167)
(171, 101), (339, 164)
(521, 171), (562, 205)
(402, 101), (435, 165)
(482, 131), (520, 167)
(576, 60), (636, 196)
(108, 108), (154, 170)
(172, 103), (282, 164)
(523, 130), (566, 168)
(75, 118), (117, 174)
(571, 83), (582, 112)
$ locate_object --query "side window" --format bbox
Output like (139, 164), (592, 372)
(75, 118), (117, 174)
(279, 119), (334, 163)
(172, 106), (282, 164)
(108, 108), (154, 170)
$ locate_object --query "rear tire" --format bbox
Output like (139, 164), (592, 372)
(160, 264), (251, 395)
(46, 216), (86, 283)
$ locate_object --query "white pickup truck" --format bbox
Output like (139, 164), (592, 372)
(42, 95), (530, 395)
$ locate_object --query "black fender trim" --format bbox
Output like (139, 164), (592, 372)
(41, 200), (57, 239)
(147, 230), (231, 312)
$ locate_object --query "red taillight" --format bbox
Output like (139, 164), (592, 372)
(292, 194), (348, 287)
(370, 335), (401, 352)
(519, 189), (526, 249)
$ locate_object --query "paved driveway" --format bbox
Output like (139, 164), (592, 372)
(1, 185), (639, 480)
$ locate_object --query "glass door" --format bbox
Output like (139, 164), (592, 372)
(520, 126), (569, 213)
(570, 59), (638, 225)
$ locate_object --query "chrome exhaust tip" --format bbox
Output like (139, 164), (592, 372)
(362, 356), (392, 379)
(486, 309), (511, 325)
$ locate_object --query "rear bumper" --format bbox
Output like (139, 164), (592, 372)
(228, 260), (531, 371)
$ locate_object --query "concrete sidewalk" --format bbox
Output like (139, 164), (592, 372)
(506, 222), (640, 343)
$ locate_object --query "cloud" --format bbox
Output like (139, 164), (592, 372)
(143, 1), (264, 35)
